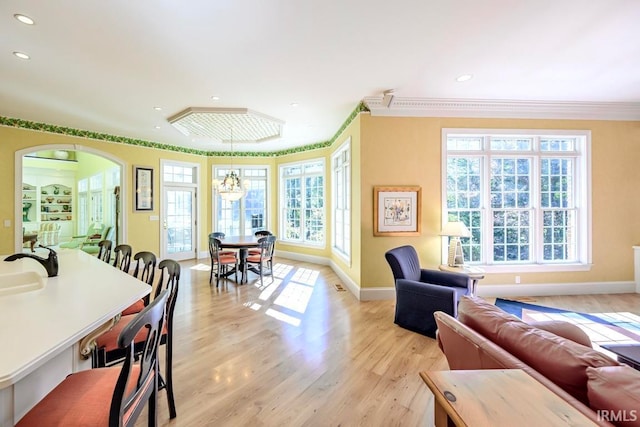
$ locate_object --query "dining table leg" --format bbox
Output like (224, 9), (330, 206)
(238, 248), (249, 284)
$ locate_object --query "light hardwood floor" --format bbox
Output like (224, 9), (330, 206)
(139, 257), (640, 427)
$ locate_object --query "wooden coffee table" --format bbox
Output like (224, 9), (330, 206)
(22, 234), (37, 252)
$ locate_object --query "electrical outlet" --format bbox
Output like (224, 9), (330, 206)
(515, 275), (521, 284)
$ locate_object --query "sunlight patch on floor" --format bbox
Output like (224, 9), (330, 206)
(257, 278), (283, 301)
(190, 263), (212, 271)
(274, 282), (315, 314)
(265, 308), (301, 326)
(243, 262), (321, 327)
(290, 268), (319, 286)
(272, 263), (293, 279)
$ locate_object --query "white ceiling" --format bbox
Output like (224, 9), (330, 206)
(2, 0), (640, 153)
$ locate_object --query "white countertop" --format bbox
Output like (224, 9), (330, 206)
(0, 249), (151, 388)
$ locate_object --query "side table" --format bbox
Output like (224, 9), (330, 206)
(439, 265), (484, 296)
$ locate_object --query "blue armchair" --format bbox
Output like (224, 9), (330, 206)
(384, 245), (472, 338)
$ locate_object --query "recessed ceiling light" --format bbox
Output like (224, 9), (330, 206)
(290, 102), (299, 107)
(211, 96), (220, 101)
(13, 51), (30, 60)
(456, 74), (473, 82)
(154, 125), (161, 129)
(14, 14), (35, 25)
(153, 106), (162, 111)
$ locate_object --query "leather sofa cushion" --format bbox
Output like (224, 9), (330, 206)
(458, 296), (619, 405)
(587, 366), (640, 427)
(529, 320), (593, 348)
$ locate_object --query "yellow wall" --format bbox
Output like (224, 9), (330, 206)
(3, 113), (640, 292)
(0, 126), (209, 255)
(360, 114), (640, 288)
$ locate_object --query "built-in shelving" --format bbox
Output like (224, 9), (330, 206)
(40, 184), (73, 222)
(22, 183), (37, 223)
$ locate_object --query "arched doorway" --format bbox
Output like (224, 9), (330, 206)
(14, 144), (127, 253)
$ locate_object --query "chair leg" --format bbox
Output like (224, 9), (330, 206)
(165, 338), (177, 418)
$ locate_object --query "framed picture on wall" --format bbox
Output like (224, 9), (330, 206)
(134, 166), (153, 211)
(373, 186), (421, 236)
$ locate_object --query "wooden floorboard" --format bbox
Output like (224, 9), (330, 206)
(135, 257), (640, 427)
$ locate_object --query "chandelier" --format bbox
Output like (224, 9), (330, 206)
(216, 128), (246, 201)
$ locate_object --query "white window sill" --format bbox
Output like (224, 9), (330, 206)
(468, 263), (593, 274)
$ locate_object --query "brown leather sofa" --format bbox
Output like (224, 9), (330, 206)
(434, 296), (640, 427)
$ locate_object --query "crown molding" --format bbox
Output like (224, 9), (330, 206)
(363, 97), (640, 121)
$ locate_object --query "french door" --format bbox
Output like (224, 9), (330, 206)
(162, 186), (196, 260)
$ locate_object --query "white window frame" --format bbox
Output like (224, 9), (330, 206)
(442, 128), (592, 273)
(332, 138), (351, 262)
(279, 158), (326, 247)
(212, 165), (270, 236)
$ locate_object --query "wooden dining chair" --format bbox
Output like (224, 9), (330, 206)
(122, 251), (157, 316)
(17, 289), (170, 427)
(249, 230), (272, 255)
(209, 237), (238, 287)
(93, 259), (180, 419)
(112, 244), (132, 273)
(245, 235), (276, 286)
(208, 232), (236, 256)
(97, 239), (113, 263)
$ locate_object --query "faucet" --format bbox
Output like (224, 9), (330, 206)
(4, 246), (59, 277)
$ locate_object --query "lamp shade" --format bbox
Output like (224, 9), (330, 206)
(440, 221), (470, 238)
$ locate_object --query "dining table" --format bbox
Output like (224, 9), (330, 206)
(218, 235), (261, 284)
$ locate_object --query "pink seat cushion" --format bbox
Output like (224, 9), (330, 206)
(16, 367), (122, 426)
(97, 315), (167, 353)
(218, 255), (237, 265)
(122, 299), (145, 316)
(246, 254), (261, 263)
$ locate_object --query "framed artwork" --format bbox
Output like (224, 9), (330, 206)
(134, 166), (153, 211)
(373, 186), (421, 236)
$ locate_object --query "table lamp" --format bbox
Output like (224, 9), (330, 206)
(441, 221), (471, 267)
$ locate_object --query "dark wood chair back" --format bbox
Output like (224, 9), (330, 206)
(112, 244), (132, 272)
(133, 251), (156, 286)
(97, 239), (112, 263)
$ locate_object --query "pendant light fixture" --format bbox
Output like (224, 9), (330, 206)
(217, 127), (246, 201)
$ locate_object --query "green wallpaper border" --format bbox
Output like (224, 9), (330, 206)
(0, 102), (369, 158)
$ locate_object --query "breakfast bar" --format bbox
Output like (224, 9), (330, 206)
(0, 249), (151, 426)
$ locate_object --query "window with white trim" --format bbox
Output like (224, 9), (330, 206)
(332, 140), (350, 259)
(280, 159), (325, 246)
(443, 129), (591, 269)
(213, 166), (268, 237)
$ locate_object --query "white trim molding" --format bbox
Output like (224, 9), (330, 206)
(363, 97), (640, 121)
